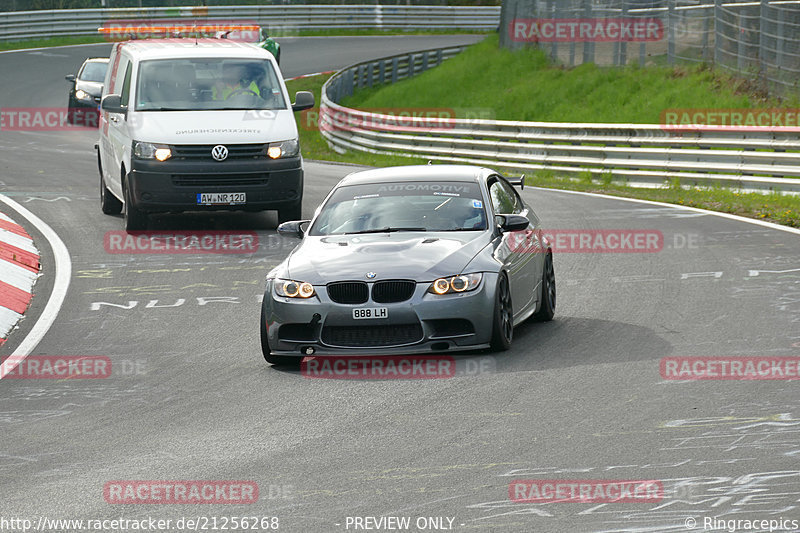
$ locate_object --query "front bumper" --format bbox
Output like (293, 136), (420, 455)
(262, 273), (498, 356)
(129, 156), (302, 213)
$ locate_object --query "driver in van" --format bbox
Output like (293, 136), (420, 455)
(213, 62), (260, 100)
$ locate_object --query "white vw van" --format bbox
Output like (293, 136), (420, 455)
(97, 37), (314, 230)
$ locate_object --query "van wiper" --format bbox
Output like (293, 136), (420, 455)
(345, 227), (427, 234)
(145, 107), (194, 111)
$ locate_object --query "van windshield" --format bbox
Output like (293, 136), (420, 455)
(135, 58), (285, 111)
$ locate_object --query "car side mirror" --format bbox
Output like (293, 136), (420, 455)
(101, 94), (127, 116)
(65, 74), (76, 82)
(277, 220), (310, 238)
(495, 214), (529, 232)
(291, 91), (314, 112)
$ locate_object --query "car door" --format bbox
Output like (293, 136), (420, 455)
(488, 177), (536, 320)
(106, 58), (132, 199)
(99, 49), (130, 200)
(507, 182), (544, 314)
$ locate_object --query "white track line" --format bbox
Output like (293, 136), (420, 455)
(0, 195), (71, 378)
(530, 187), (800, 236)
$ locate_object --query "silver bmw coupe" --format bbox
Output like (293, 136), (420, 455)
(260, 165), (555, 366)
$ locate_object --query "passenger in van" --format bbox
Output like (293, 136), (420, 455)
(213, 62), (260, 100)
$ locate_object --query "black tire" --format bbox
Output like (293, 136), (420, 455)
(277, 199), (302, 224)
(99, 158), (122, 215)
(490, 272), (513, 351)
(123, 176), (148, 231)
(533, 252), (556, 322)
(260, 302), (302, 367)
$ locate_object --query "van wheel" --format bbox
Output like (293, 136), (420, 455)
(277, 199), (302, 224)
(100, 170), (122, 215)
(123, 179), (147, 231)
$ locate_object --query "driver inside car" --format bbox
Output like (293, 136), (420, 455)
(213, 62), (260, 100)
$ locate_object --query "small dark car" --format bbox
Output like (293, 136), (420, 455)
(66, 57), (109, 123)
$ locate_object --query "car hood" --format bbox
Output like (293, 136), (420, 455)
(76, 80), (103, 97)
(284, 232), (492, 283)
(129, 109), (297, 145)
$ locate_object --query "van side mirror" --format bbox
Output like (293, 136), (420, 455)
(65, 74), (76, 82)
(101, 94), (127, 116)
(291, 91), (314, 112)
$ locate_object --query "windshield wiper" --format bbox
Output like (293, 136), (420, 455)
(345, 227), (427, 234)
(143, 107), (194, 111)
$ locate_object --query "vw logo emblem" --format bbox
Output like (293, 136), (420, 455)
(365, 272), (377, 279)
(211, 145), (228, 161)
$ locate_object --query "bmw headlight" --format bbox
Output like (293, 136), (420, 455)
(75, 89), (93, 101)
(267, 139), (299, 159)
(133, 141), (171, 162)
(428, 273), (482, 295)
(274, 278), (316, 298)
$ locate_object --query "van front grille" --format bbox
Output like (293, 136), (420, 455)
(172, 144), (267, 160)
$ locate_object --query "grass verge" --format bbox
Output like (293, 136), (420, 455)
(343, 34), (799, 121)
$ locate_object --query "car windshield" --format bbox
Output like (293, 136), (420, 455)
(135, 58), (285, 111)
(309, 181), (488, 236)
(80, 62), (107, 82)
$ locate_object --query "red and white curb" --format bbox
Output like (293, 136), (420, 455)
(0, 211), (40, 345)
(0, 195), (70, 379)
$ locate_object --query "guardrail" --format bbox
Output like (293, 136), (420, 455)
(319, 46), (800, 194)
(0, 5), (501, 41)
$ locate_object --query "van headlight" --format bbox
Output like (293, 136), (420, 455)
(133, 141), (171, 162)
(75, 89), (93, 101)
(267, 139), (299, 159)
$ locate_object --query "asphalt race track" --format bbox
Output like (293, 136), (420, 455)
(1, 35), (799, 533)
